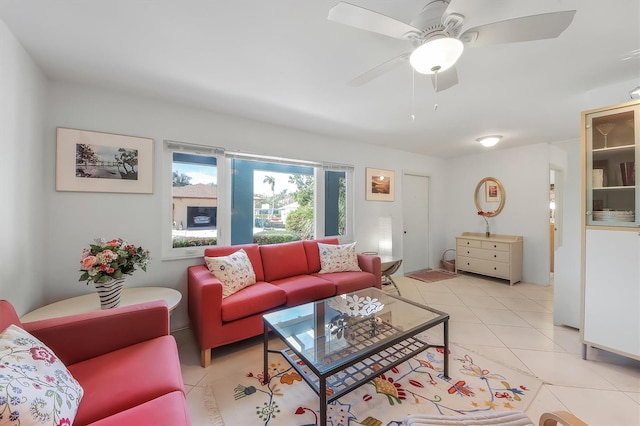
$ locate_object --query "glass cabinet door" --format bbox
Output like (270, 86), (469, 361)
(585, 103), (638, 227)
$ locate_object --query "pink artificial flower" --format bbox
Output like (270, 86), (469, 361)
(57, 418), (72, 426)
(106, 239), (120, 247)
(81, 256), (97, 270)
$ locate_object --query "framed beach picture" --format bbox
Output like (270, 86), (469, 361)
(56, 128), (154, 193)
(485, 179), (500, 202)
(366, 167), (394, 201)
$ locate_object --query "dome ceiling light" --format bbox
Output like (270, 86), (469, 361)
(409, 36), (464, 75)
(477, 135), (502, 147)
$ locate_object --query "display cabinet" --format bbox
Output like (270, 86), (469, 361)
(584, 102), (638, 226)
(580, 100), (640, 362)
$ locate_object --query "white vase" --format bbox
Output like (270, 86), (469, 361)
(94, 278), (125, 309)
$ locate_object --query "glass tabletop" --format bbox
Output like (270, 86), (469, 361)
(263, 287), (448, 375)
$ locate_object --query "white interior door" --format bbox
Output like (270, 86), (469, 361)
(402, 173), (430, 273)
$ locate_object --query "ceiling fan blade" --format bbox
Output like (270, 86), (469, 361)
(328, 2), (422, 40)
(431, 67), (458, 92)
(460, 10), (576, 47)
(347, 53), (410, 87)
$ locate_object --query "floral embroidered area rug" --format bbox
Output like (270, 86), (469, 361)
(206, 342), (542, 426)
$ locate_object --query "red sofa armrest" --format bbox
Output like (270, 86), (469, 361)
(357, 254), (382, 289)
(187, 265), (224, 351)
(23, 300), (169, 366)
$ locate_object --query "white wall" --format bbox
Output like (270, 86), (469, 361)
(44, 81), (448, 329)
(552, 139), (581, 328)
(0, 19), (47, 315)
(445, 143), (555, 285)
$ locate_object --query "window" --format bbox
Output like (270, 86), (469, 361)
(227, 154), (354, 245)
(163, 142), (225, 258)
(229, 157), (315, 245)
(325, 169), (347, 237)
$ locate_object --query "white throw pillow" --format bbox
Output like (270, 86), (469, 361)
(204, 249), (257, 298)
(0, 324), (84, 426)
(318, 242), (362, 274)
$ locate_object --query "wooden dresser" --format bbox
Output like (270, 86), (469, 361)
(455, 232), (523, 285)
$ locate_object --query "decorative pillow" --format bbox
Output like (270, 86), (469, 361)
(204, 248), (257, 298)
(318, 242), (362, 274)
(0, 324), (84, 426)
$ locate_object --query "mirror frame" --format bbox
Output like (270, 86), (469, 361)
(474, 177), (506, 217)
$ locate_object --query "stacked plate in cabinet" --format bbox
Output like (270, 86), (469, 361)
(593, 210), (635, 222)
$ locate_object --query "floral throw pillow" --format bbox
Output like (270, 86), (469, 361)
(318, 242), (362, 274)
(0, 324), (84, 426)
(204, 249), (257, 298)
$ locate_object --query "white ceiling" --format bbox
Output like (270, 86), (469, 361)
(1, 0), (639, 158)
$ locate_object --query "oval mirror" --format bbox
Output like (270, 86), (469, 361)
(474, 177), (506, 217)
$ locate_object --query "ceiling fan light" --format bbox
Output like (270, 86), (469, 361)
(409, 37), (464, 75)
(477, 135), (502, 147)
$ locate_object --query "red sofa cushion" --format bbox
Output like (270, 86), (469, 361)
(302, 238), (339, 273)
(204, 244), (264, 282)
(221, 281), (286, 322)
(313, 271), (377, 295)
(260, 241), (309, 282)
(272, 275), (336, 306)
(87, 391), (190, 426)
(69, 336), (185, 426)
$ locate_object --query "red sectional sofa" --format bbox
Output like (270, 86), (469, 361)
(188, 238), (382, 367)
(0, 299), (191, 426)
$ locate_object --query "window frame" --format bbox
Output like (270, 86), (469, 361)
(163, 143), (354, 259)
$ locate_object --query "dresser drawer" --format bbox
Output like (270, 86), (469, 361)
(457, 256), (510, 279)
(456, 238), (482, 248)
(481, 241), (510, 252)
(456, 247), (509, 263)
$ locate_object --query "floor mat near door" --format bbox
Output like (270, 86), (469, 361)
(405, 268), (458, 283)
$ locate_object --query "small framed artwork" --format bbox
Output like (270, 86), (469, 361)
(485, 180), (500, 202)
(366, 167), (394, 201)
(56, 128), (154, 193)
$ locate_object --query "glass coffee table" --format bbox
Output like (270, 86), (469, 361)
(263, 287), (449, 426)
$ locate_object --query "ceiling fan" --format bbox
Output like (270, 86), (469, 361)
(328, 0), (576, 91)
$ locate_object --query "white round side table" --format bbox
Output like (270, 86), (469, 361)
(20, 287), (182, 322)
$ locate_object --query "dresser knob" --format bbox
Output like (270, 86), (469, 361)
(494, 267), (497, 270)
(494, 254), (497, 258)
(467, 251), (470, 254)
(493, 244), (497, 248)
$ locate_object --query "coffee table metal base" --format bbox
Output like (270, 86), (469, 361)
(263, 320), (448, 426)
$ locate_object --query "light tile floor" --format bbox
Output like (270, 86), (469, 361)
(175, 273), (640, 426)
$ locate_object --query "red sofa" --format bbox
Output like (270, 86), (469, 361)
(188, 238), (382, 367)
(0, 299), (191, 426)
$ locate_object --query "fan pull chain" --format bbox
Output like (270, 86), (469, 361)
(411, 68), (416, 122)
(433, 69), (439, 111)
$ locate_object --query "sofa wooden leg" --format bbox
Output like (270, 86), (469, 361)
(201, 348), (211, 368)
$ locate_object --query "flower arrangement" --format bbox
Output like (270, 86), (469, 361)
(478, 211), (492, 237)
(79, 238), (150, 284)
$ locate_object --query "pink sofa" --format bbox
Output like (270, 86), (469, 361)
(0, 299), (191, 426)
(188, 238), (382, 367)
